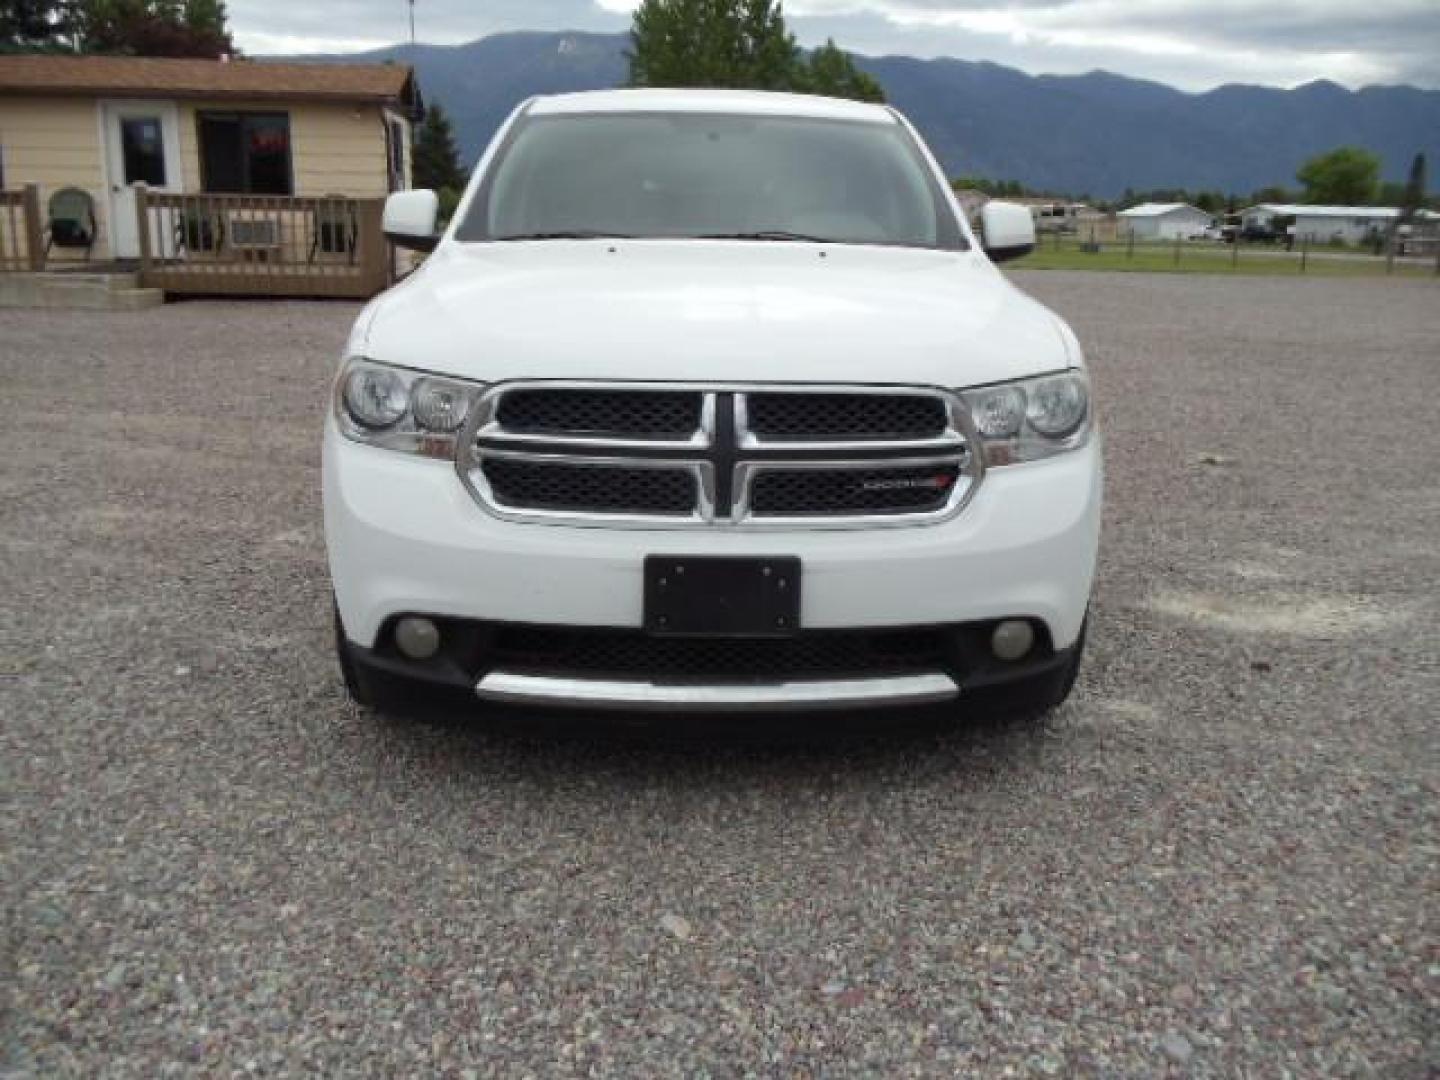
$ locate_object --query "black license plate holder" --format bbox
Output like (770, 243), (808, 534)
(644, 556), (801, 637)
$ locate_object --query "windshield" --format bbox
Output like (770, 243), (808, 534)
(457, 111), (966, 250)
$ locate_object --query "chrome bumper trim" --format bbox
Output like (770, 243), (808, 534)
(474, 670), (959, 712)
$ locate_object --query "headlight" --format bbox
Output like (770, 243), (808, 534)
(334, 358), (484, 459)
(342, 366), (409, 428)
(411, 378), (472, 432)
(962, 371), (1091, 466)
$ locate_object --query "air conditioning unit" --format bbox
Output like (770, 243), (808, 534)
(230, 218), (279, 248)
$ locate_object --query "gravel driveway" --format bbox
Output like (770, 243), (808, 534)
(3, 272), (1436, 1076)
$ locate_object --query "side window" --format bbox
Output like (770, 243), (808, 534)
(198, 112), (293, 195)
(120, 116), (167, 186)
(387, 118), (407, 192)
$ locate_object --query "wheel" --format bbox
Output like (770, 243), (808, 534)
(334, 604), (373, 707)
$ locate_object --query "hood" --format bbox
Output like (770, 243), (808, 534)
(361, 241), (1073, 388)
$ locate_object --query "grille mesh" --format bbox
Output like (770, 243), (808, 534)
(492, 625), (949, 681)
(750, 464), (961, 516)
(484, 459), (696, 515)
(495, 389), (701, 439)
(746, 393), (947, 441)
(473, 386), (970, 523)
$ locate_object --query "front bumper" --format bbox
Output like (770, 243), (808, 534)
(341, 618), (1084, 718)
(323, 420), (1103, 655)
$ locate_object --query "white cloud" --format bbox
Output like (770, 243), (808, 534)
(228, 0), (1440, 89)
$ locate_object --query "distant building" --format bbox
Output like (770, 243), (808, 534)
(1024, 201), (1101, 234)
(1116, 202), (1212, 240)
(1240, 203), (1440, 244)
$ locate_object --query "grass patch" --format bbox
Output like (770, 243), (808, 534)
(1011, 241), (1436, 278)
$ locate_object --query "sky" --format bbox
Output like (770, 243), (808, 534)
(230, 0), (1440, 92)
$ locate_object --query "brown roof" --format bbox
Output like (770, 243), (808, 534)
(0, 55), (420, 112)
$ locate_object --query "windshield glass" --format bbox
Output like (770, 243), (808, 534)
(457, 111), (966, 250)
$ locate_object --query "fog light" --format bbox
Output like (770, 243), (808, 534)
(991, 619), (1034, 661)
(394, 616), (440, 660)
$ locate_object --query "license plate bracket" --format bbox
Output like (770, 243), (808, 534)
(644, 556), (801, 637)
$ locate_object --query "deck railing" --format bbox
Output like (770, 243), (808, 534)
(135, 189), (390, 298)
(0, 186), (46, 272)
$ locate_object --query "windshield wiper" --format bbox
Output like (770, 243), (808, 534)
(493, 230), (634, 241)
(694, 230), (836, 243)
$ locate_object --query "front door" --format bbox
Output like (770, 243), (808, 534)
(101, 101), (182, 259)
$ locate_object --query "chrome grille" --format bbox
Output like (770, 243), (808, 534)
(457, 383), (980, 528)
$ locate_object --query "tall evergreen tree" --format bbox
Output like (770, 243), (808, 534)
(628, 0), (798, 91)
(1399, 152), (1427, 217)
(628, 0), (886, 102)
(412, 103), (467, 193)
(795, 38), (884, 102)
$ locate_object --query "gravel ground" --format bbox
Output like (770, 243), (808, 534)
(2, 272), (1437, 1076)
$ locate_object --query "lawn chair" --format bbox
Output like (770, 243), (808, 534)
(309, 196), (357, 264)
(176, 207), (225, 257)
(45, 187), (97, 260)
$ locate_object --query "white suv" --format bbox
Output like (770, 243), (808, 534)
(324, 89), (1101, 717)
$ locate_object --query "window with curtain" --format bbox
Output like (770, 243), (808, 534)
(198, 112), (293, 195)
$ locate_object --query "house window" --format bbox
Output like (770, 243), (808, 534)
(121, 117), (167, 185)
(198, 112), (293, 194)
(387, 118), (407, 191)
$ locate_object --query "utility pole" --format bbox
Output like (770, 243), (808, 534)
(408, 0), (416, 49)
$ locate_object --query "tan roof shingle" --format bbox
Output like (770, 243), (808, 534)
(0, 54), (419, 111)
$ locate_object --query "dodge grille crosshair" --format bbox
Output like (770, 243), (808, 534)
(457, 383), (982, 527)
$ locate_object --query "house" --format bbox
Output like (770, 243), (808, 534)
(1239, 203), (1439, 245)
(1116, 202), (1212, 240)
(0, 54), (421, 265)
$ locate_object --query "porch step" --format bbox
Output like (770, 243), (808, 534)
(0, 272), (163, 311)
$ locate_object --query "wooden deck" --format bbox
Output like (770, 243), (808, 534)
(0, 187), (45, 272)
(135, 190), (390, 299)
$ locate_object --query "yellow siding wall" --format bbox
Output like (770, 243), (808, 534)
(1, 95), (401, 262)
(176, 100), (395, 196)
(0, 96), (109, 260)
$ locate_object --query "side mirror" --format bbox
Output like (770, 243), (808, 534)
(383, 189), (441, 252)
(978, 201), (1036, 263)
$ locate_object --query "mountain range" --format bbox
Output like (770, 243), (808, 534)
(293, 31), (1440, 199)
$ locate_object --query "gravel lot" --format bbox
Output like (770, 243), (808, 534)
(3, 272), (1437, 1076)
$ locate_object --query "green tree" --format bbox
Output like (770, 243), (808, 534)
(1296, 146), (1380, 205)
(412, 103), (467, 193)
(1, 0), (80, 51)
(182, 0), (227, 40)
(75, 0), (235, 57)
(1250, 184), (1291, 205)
(795, 38), (884, 102)
(627, 0), (884, 102)
(629, 0), (797, 91)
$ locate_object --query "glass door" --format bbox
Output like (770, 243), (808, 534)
(102, 101), (181, 259)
